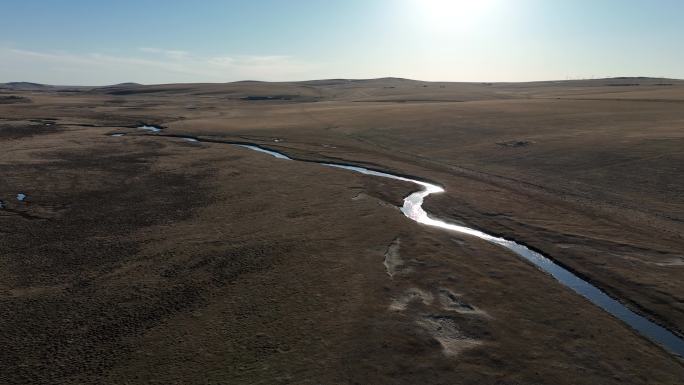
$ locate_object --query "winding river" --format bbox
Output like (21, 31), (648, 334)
(241, 143), (684, 358)
(128, 129), (684, 358)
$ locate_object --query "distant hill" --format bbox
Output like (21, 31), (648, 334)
(110, 82), (142, 87)
(0, 82), (52, 90)
(0, 81), (144, 92)
(1, 77), (682, 94)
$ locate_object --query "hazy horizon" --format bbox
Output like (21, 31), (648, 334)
(2, 0), (683, 85)
(3, 75), (683, 88)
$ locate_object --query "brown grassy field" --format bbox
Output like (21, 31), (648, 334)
(1, 77), (683, 384)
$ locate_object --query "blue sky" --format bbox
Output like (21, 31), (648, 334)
(1, 0), (682, 84)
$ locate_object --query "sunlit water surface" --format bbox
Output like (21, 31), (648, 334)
(245, 144), (684, 357)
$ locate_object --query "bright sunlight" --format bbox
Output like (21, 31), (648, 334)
(408, 0), (500, 30)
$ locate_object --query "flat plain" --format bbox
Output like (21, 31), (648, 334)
(1, 78), (683, 384)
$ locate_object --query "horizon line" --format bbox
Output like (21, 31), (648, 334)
(2, 76), (682, 88)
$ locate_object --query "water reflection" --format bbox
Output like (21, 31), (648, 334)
(237, 144), (291, 160)
(215, 142), (684, 357)
(138, 125), (162, 133)
(325, 164), (684, 358)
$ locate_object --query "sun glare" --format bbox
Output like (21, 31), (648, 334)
(409, 0), (499, 30)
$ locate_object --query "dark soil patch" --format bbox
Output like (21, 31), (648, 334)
(497, 140), (533, 148)
(0, 122), (61, 139)
(0, 95), (31, 104)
